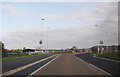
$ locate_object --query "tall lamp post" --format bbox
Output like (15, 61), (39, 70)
(95, 25), (107, 54)
(94, 25), (99, 53)
(47, 27), (49, 52)
(39, 19), (44, 51)
(105, 32), (108, 53)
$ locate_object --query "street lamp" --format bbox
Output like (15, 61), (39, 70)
(35, 32), (38, 51)
(39, 19), (44, 51)
(94, 25), (108, 54)
(105, 32), (109, 53)
(47, 27), (49, 52)
(94, 25), (100, 53)
(41, 18), (44, 42)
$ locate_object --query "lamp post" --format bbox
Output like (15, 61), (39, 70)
(94, 25), (99, 53)
(95, 25), (107, 54)
(35, 32), (37, 51)
(47, 27), (49, 52)
(105, 32), (108, 53)
(39, 19), (44, 51)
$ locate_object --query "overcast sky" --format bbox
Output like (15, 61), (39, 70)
(0, 1), (118, 49)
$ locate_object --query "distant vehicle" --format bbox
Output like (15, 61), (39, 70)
(45, 50), (49, 52)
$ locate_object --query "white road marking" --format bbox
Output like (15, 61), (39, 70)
(28, 54), (61, 77)
(2, 55), (57, 76)
(94, 56), (120, 63)
(88, 63), (112, 76)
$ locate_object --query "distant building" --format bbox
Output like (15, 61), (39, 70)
(91, 45), (118, 53)
(76, 49), (84, 52)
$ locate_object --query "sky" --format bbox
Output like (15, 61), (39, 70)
(0, 1), (118, 49)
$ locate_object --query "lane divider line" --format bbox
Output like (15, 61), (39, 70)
(2, 55), (57, 76)
(28, 54), (61, 76)
(74, 55), (112, 76)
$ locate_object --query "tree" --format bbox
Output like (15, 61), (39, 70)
(0, 41), (8, 58)
(100, 40), (103, 44)
(73, 46), (78, 52)
(23, 47), (26, 50)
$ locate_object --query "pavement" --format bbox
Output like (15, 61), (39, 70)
(75, 53), (120, 76)
(2, 54), (53, 73)
(32, 53), (109, 75)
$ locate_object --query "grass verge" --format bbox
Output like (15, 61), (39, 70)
(1, 53), (50, 62)
(90, 53), (120, 60)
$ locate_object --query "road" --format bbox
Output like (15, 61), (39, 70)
(11, 56), (55, 76)
(2, 54), (53, 73)
(3, 53), (118, 77)
(75, 53), (120, 76)
(31, 53), (109, 75)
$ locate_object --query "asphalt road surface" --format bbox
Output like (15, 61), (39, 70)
(75, 53), (120, 76)
(32, 53), (109, 75)
(11, 56), (56, 76)
(2, 54), (53, 73)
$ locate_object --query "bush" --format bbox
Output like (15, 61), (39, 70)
(1, 42), (8, 58)
(2, 49), (8, 58)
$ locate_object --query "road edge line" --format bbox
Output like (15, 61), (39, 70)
(75, 55), (112, 76)
(94, 56), (120, 63)
(28, 54), (61, 76)
(88, 63), (112, 76)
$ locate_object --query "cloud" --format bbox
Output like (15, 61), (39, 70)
(2, 4), (34, 17)
(2, 5), (17, 12)
(67, 3), (117, 24)
(40, 2), (118, 29)
(2, 23), (118, 49)
(41, 14), (65, 20)
(1, 0), (119, 2)
(2, 27), (96, 49)
(2, 2), (118, 49)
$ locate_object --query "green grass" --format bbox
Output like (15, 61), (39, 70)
(90, 53), (120, 60)
(1, 53), (50, 62)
